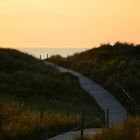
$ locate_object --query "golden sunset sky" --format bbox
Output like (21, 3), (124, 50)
(0, 0), (140, 48)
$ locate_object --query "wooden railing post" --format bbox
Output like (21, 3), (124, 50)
(106, 109), (109, 128)
(0, 114), (3, 133)
(40, 108), (44, 125)
(81, 110), (85, 140)
(47, 54), (49, 59)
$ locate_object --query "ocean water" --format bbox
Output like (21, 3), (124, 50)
(17, 48), (89, 59)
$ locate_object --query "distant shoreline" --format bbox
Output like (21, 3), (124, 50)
(16, 47), (90, 59)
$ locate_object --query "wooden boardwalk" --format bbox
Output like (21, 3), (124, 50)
(48, 128), (101, 140)
(46, 62), (127, 140)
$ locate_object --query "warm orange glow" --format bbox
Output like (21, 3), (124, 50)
(0, 0), (140, 48)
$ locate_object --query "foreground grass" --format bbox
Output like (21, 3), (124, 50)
(75, 117), (140, 140)
(0, 48), (104, 139)
(0, 102), (80, 140)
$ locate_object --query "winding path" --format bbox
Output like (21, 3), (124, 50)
(48, 128), (101, 140)
(46, 62), (127, 140)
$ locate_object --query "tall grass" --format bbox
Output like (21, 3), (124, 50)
(0, 102), (80, 140)
(75, 117), (140, 140)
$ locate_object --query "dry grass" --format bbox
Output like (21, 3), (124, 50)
(0, 102), (80, 140)
(75, 117), (140, 140)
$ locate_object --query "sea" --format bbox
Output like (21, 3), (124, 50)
(17, 47), (90, 59)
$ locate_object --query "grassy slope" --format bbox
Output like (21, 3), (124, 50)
(75, 117), (140, 140)
(48, 42), (140, 114)
(0, 48), (104, 139)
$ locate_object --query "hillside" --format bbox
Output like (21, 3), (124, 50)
(48, 42), (140, 114)
(0, 48), (104, 140)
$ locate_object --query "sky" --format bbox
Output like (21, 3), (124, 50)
(0, 0), (140, 48)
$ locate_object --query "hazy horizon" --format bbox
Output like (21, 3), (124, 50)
(0, 0), (140, 48)
(16, 47), (89, 59)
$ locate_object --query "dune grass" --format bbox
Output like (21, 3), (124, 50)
(75, 117), (140, 140)
(0, 101), (80, 140)
(0, 48), (104, 139)
(48, 42), (140, 115)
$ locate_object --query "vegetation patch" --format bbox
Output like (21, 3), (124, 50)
(0, 48), (104, 139)
(48, 42), (140, 115)
(75, 117), (140, 140)
(0, 102), (79, 140)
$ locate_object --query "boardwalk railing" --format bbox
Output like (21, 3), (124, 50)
(87, 69), (139, 115)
